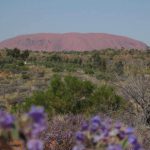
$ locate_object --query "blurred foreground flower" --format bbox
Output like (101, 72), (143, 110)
(0, 105), (47, 150)
(73, 116), (143, 150)
(0, 110), (15, 129)
(27, 139), (44, 150)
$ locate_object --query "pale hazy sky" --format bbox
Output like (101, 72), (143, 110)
(0, 0), (150, 45)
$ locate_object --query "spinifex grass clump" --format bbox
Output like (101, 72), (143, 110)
(0, 106), (47, 150)
(73, 116), (142, 150)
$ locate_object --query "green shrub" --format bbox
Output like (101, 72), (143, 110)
(90, 85), (125, 113)
(21, 73), (30, 79)
(14, 75), (126, 116)
(95, 72), (111, 80)
(52, 65), (64, 72)
(114, 61), (124, 75)
(84, 67), (94, 74)
(65, 65), (77, 72)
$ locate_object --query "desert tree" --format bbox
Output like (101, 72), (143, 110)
(118, 74), (150, 125)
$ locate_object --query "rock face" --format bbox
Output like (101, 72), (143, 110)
(0, 33), (148, 51)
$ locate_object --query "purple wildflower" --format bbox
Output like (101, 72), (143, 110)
(91, 116), (101, 125)
(128, 135), (142, 150)
(107, 144), (122, 150)
(28, 106), (47, 136)
(81, 121), (89, 131)
(73, 115), (142, 149)
(27, 139), (43, 150)
(90, 122), (100, 132)
(125, 127), (134, 135)
(115, 122), (122, 129)
(117, 131), (126, 140)
(101, 119), (112, 132)
(128, 135), (138, 145)
(72, 143), (85, 150)
(133, 143), (142, 150)
(31, 122), (46, 137)
(0, 110), (15, 129)
(76, 131), (84, 142)
(28, 106), (45, 123)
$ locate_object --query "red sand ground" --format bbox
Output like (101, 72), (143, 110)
(0, 33), (148, 51)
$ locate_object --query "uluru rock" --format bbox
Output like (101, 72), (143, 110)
(0, 33), (148, 51)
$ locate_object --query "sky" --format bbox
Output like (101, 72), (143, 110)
(0, 0), (150, 45)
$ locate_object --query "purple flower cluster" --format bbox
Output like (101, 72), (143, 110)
(0, 110), (15, 129)
(73, 116), (142, 150)
(27, 139), (44, 150)
(26, 106), (47, 150)
(0, 106), (47, 150)
(28, 106), (47, 137)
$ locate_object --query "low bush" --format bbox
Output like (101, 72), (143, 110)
(90, 85), (126, 114)
(14, 75), (126, 117)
